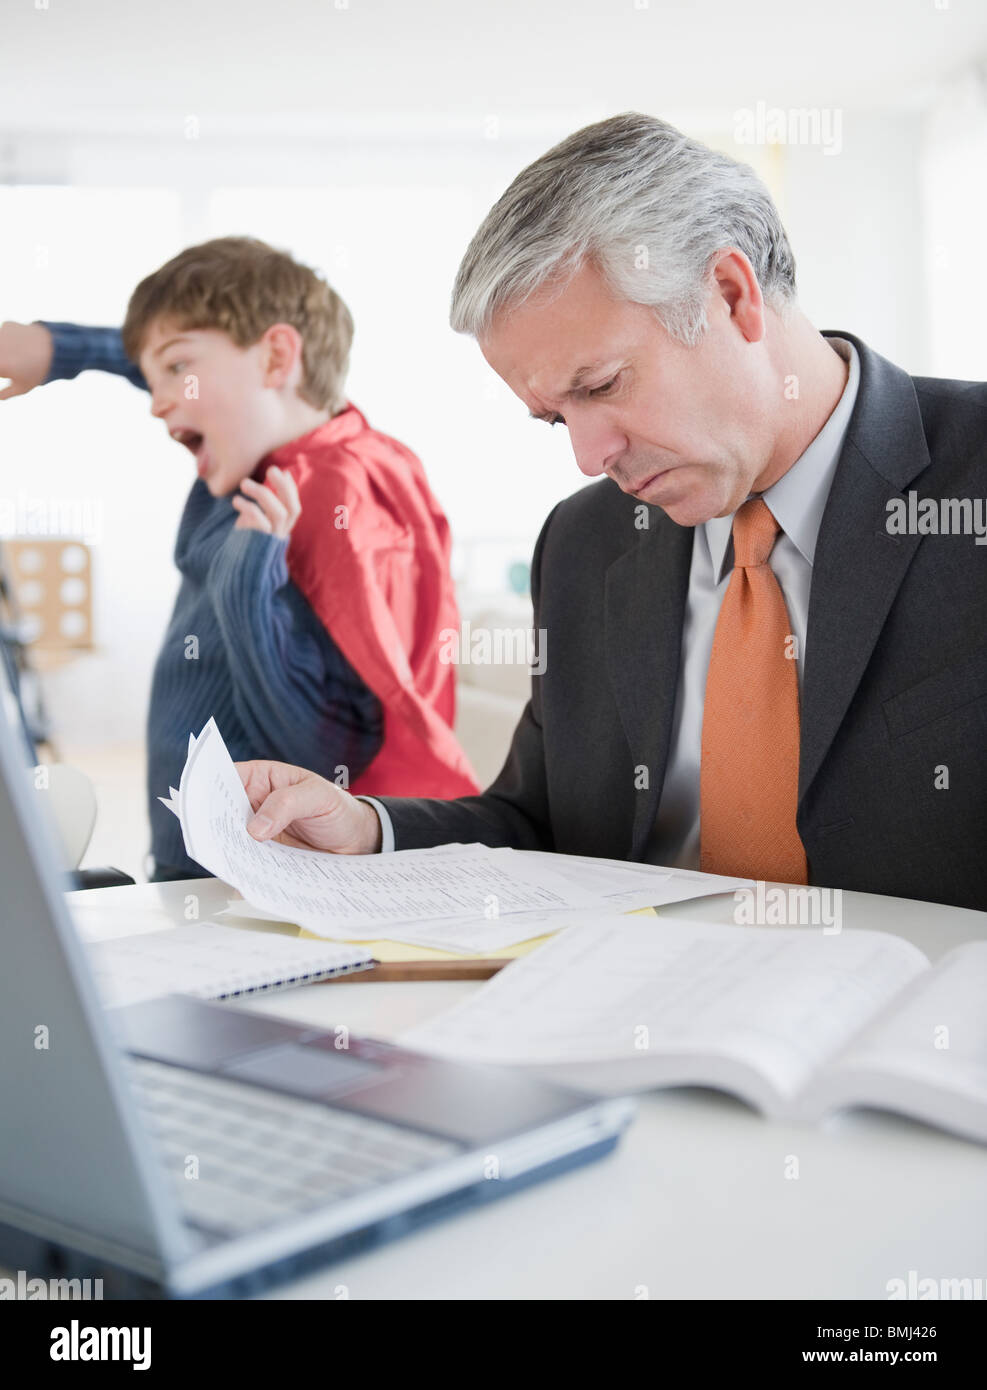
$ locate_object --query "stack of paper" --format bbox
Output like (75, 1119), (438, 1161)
(161, 720), (752, 953)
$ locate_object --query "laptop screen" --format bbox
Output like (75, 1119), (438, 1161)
(0, 691), (189, 1271)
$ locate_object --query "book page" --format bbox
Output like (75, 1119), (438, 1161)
(803, 940), (987, 1141)
(400, 918), (929, 1109)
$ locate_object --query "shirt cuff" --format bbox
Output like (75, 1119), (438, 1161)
(38, 321), (147, 390)
(355, 796), (394, 852)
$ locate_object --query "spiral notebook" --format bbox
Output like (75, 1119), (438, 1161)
(85, 921), (375, 1009)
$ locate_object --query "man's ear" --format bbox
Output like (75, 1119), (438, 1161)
(710, 248), (765, 344)
(261, 322), (304, 388)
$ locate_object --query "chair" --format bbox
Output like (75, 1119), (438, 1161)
(32, 762), (135, 890)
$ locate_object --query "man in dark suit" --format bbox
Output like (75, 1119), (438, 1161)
(239, 113), (987, 911)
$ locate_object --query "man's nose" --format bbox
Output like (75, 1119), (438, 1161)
(566, 412), (626, 479)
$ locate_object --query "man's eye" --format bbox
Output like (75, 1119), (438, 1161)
(589, 375), (619, 397)
(167, 361), (186, 374)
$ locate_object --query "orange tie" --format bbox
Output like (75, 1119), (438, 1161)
(700, 497), (808, 884)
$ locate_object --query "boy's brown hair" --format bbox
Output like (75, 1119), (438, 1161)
(122, 236), (354, 414)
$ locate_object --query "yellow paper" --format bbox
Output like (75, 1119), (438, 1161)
(297, 905), (658, 962)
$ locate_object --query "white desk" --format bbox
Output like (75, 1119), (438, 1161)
(63, 877), (987, 1300)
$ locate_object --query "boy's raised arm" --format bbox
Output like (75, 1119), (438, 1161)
(40, 321), (147, 390)
(0, 319), (146, 396)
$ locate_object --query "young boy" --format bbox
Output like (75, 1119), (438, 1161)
(0, 237), (478, 879)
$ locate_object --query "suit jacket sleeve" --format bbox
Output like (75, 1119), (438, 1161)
(375, 503), (562, 850)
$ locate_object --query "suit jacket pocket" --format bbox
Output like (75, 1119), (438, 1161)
(883, 640), (987, 741)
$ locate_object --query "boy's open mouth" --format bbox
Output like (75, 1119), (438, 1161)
(170, 428), (210, 477)
(170, 427), (204, 454)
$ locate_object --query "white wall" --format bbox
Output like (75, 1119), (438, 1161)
(0, 187), (190, 746)
(922, 69), (987, 381)
(780, 112), (930, 373)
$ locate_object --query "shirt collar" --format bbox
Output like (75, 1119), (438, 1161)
(254, 402), (364, 479)
(703, 336), (859, 584)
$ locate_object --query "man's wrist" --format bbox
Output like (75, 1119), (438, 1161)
(355, 796), (392, 852)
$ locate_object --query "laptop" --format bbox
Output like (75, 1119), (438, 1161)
(0, 689), (634, 1299)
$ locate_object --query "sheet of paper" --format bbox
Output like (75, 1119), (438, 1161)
(336, 933), (556, 964)
(220, 896), (546, 951)
(222, 899), (565, 956)
(350, 907), (638, 954)
(224, 901), (657, 956)
(304, 855), (751, 945)
(511, 851), (752, 910)
(169, 718), (751, 951)
(176, 720), (607, 935)
(400, 918), (929, 1101)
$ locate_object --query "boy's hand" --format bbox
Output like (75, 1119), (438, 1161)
(236, 759), (383, 855)
(232, 465), (301, 538)
(0, 320), (54, 400)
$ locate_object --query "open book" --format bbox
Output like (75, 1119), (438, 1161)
(400, 918), (987, 1145)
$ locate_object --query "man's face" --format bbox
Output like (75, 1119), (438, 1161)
(480, 260), (776, 526)
(140, 319), (284, 497)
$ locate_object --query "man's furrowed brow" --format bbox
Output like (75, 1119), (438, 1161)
(526, 361), (614, 421)
(566, 361), (611, 391)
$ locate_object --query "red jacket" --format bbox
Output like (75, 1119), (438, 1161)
(259, 405), (480, 798)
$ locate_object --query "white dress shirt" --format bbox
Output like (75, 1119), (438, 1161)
(365, 337), (860, 859)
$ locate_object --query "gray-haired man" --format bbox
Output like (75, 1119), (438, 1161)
(237, 112), (987, 911)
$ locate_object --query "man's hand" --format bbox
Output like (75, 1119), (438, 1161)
(236, 759), (383, 854)
(0, 320), (54, 400)
(232, 465), (301, 538)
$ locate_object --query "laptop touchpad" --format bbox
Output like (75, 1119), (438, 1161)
(219, 1043), (385, 1100)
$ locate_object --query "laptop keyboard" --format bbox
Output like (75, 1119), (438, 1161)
(126, 1056), (463, 1237)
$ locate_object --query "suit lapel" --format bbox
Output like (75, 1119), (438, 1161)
(799, 332), (932, 802)
(605, 508), (694, 857)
